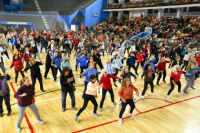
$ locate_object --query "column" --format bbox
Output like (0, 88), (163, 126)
(110, 11), (113, 18)
(177, 8), (183, 18)
(157, 9), (164, 19)
(118, 11), (122, 18)
(129, 11), (132, 19)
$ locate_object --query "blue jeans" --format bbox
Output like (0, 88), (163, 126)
(61, 91), (76, 109)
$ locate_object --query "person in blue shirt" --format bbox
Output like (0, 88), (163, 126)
(76, 53), (88, 78)
(126, 51), (139, 76)
(81, 63), (101, 99)
(183, 63), (200, 94)
(10, 36), (17, 51)
(51, 52), (62, 82)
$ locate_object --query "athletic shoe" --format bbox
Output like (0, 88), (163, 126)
(44, 77), (46, 80)
(129, 113), (136, 118)
(183, 90), (188, 94)
(133, 99), (136, 102)
(74, 115), (78, 121)
(118, 118), (123, 124)
(119, 100), (122, 105)
(166, 95), (170, 99)
(178, 91), (183, 94)
(62, 108), (65, 112)
(151, 92), (155, 95)
(37, 119), (45, 124)
(163, 80), (166, 83)
(15, 83), (18, 86)
(16, 126), (21, 132)
(93, 113), (99, 117)
(72, 106), (77, 110)
(157, 82), (159, 85)
(7, 111), (12, 116)
(141, 96), (144, 99)
(113, 102), (117, 106)
(0, 113), (3, 117)
(191, 87), (196, 90)
(99, 108), (103, 111)
(41, 90), (45, 92)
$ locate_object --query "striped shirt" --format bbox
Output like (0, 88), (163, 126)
(112, 58), (122, 68)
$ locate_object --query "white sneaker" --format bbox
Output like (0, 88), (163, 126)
(118, 118), (123, 124)
(178, 91), (183, 95)
(141, 96), (144, 99)
(15, 83), (18, 86)
(151, 92), (155, 95)
(166, 95), (170, 99)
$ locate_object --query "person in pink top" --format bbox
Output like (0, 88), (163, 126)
(74, 75), (102, 121)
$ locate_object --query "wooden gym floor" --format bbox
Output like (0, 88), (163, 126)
(1, 49), (200, 133)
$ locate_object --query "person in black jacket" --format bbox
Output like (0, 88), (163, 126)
(40, 35), (48, 53)
(172, 56), (182, 67)
(60, 67), (77, 112)
(119, 66), (136, 83)
(141, 64), (157, 99)
(31, 41), (41, 62)
(44, 50), (54, 79)
(176, 44), (183, 61)
(24, 58), (44, 92)
(169, 47), (176, 68)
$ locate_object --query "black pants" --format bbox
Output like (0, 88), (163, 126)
(44, 64), (54, 78)
(82, 81), (89, 99)
(125, 48), (129, 54)
(142, 81), (154, 96)
(100, 88), (115, 108)
(40, 45), (47, 53)
(15, 70), (25, 83)
(157, 70), (166, 83)
(0, 93), (11, 113)
(75, 59), (78, 71)
(53, 67), (61, 81)
(76, 94), (98, 116)
(136, 61), (144, 70)
(101, 49), (105, 57)
(31, 74), (44, 91)
(12, 45), (15, 51)
(80, 66), (87, 77)
(119, 99), (135, 118)
(181, 60), (188, 70)
(128, 65), (138, 75)
(168, 58), (175, 68)
(4, 51), (10, 59)
(97, 60), (104, 70)
(195, 71), (199, 80)
(167, 80), (181, 95)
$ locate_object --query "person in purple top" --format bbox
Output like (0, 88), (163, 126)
(14, 77), (44, 132)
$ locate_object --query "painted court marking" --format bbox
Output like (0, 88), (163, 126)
(72, 95), (200, 133)
(10, 83), (35, 133)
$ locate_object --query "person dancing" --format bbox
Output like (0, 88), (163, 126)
(74, 75), (102, 121)
(166, 65), (189, 99)
(118, 78), (139, 124)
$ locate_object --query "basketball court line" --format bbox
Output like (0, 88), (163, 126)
(10, 82), (35, 133)
(72, 95), (200, 133)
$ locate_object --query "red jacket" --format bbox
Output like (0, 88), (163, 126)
(136, 53), (144, 62)
(194, 56), (200, 66)
(23, 50), (32, 63)
(171, 71), (184, 82)
(99, 74), (119, 90)
(157, 61), (170, 71)
(73, 39), (79, 45)
(10, 54), (23, 71)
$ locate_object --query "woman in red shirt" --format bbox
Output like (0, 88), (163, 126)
(166, 65), (188, 99)
(156, 57), (171, 85)
(99, 69), (121, 111)
(118, 78), (139, 124)
(136, 49), (145, 69)
(10, 54), (25, 86)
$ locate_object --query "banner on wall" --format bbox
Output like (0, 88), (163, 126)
(93, 12), (98, 17)
(145, 27), (152, 33)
